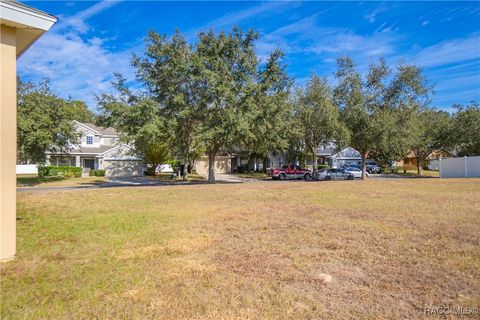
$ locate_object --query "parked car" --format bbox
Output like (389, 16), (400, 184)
(268, 165), (312, 180)
(342, 166), (369, 178)
(366, 161), (382, 174)
(313, 168), (355, 181)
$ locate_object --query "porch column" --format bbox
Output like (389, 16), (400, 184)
(0, 25), (16, 261)
(45, 154), (51, 165)
(75, 156), (80, 167)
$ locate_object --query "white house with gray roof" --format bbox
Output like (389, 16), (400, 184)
(46, 121), (144, 177)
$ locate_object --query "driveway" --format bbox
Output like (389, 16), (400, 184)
(197, 173), (259, 183)
(18, 176), (171, 192)
(104, 176), (167, 186)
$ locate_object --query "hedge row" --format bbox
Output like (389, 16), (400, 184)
(89, 169), (105, 177)
(38, 166), (82, 178)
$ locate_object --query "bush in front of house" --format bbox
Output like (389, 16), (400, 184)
(38, 166), (82, 178)
(317, 164), (329, 170)
(89, 169), (105, 176)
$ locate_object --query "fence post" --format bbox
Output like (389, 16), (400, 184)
(464, 156), (468, 178)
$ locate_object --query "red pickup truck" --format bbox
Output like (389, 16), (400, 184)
(268, 165), (312, 180)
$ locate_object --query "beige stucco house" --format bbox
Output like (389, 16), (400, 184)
(194, 155), (233, 175)
(1, 1), (57, 261)
(47, 121), (144, 177)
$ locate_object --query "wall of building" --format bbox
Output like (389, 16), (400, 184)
(101, 137), (117, 146)
(1, 25), (17, 261)
(194, 156), (232, 175)
(103, 159), (144, 177)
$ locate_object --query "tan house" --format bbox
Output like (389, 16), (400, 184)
(396, 150), (446, 169)
(1, 1), (57, 261)
(194, 155), (232, 175)
(47, 121), (144, 177)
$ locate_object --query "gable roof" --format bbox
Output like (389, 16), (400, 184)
(74, 121), (119, 136)
(65, 145), (118, 155)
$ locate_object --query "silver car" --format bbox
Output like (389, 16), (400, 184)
(313, 168), (355, 181)
(342, 166), (369, 179)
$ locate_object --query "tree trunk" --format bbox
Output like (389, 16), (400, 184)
(208, 149), (217, 183)
(417, 158), (422, 176)
(313, 153), (317, 173)
(263, 157), (268, 173)
(147, 163), (158, 176)
(182, 164), (188, 181)
(361, 152), (367, 180)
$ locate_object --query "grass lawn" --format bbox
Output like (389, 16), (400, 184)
(147, 172), (205, 182)
(2, 179), (479, 319)
(393, 169), (440, 177)
(231, 172), (270, 180)
(17, 174), (106, 187)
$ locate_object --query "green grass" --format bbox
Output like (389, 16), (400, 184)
(147, 172), (205, 182)
(17, 174), (106, 187)
(230, 172), (270, 179)
(2, 179), (479, 319)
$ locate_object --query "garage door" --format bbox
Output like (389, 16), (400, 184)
(103, 160), (144, 177)
(194, 157), (230, 175)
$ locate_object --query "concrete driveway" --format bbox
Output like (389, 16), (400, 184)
(197, 173), (260, 183)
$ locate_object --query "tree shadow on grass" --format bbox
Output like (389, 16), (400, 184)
(16, 175), (66, 187)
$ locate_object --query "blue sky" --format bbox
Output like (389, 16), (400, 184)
(19, 1), (480, 111)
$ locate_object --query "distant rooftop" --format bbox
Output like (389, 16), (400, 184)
(77, 122), (119, 136)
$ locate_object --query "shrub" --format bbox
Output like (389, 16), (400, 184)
(95, 170), (105, 176)
(63, 171), (75, 178)
(38, 166), (82, 178)
(89, 169), (105, 176)
(317, 164), (329, 170)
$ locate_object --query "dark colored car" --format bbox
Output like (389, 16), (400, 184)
(313, 168), (355, 181)
(268, 165), (312, 180)
(366, 161), (382, 174)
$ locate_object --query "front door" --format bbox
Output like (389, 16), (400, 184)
(83, 159), (95, 171)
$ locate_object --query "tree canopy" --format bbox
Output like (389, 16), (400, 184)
(333, 56), (431, 179)
(297, 76), (347, 168)
(69, 27), (480, 181)
(17, 79), (80, 165)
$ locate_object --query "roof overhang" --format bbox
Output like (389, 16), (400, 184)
(0, 1), (57, 57)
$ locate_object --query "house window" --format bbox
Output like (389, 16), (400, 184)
(86, 136), (93, 145)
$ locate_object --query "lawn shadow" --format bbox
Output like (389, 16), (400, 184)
(16, 175), (66, 187)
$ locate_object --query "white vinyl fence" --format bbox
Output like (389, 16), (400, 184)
(439, 156), (480, 178)
(16, 164), (38, 175)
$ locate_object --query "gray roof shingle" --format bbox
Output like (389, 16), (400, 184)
(79, 122), (119, 136)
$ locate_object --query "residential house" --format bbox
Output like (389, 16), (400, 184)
(270, 146), (363, 169)
(328, 147), (362, 168)
(396, 150), (445, 171)
(194, 145), (364, 174)
(47, 121), (144, 177)
(194, 154), (233, 175)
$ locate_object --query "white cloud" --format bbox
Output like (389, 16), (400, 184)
(256, 14), (398, 63)
(363, 2), (389, 23)
(391, 33), (480, 107)
(59, 0), (121, 34)
(195, 1), (296, 32)
(409, 33), (480, 68)
(17, 0), (138, 109)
